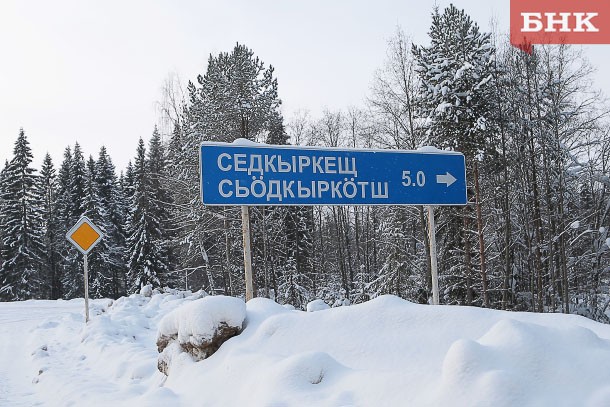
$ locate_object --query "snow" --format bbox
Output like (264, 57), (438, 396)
(417, 145), (443, 153)
(2, 292), (610, 406)
(306, 299), (330, 312)
(140, 284), (153, 297)
(205, 140), (462, 155)
(570, 220), (580, 229)
(435, 101), (453, 113)
(416, 145), (459, 154)
(606, 238), (610, 248)
(231, 138), (260, 146)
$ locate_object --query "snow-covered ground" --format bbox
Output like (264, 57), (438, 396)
(2, 291), (610, 406)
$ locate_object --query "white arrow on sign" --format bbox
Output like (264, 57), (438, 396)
(436, 172), (457, 187)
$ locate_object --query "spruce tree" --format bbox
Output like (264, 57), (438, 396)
(82, 156), (113, 298)
(0, 160), (9, 275)
(61, 143), (87, 298)
(96, 146), (127, 298)
(55, 147), (74, 298)
(39, 153), (61, 299)
(147, 128), (175, 286)
(0, 129), (44, 300)
(126, 138), (168, 292)
(70, 143), (87, 221)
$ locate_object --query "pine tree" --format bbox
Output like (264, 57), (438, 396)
(0, 129), (45, 300)
(188, 42), (282, 142)
(413, 4), (497, 306)
(126, 138), (168, 292)
(412, 4), (496, 156)
(166, 43), (285, 296)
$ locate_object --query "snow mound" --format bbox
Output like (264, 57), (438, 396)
(306, 299), (330, 312)
(163, 295), (610, 406)
(22, 290), (206, 406)
(7, 292), (610, 406)
(436, 318), (610, 405)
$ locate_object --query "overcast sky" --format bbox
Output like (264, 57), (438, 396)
(1, 0), (609, 172)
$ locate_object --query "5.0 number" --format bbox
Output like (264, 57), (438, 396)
(402, 170), (426, 187)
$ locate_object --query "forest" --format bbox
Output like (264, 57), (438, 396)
(1, 5), (610, 321)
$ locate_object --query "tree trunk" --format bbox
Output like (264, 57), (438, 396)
(463, 207), (473, 305)
(473, 160), (489, 307)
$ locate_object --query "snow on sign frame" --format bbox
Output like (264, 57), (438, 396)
(199, 140), (467, 206)
(66, 216), (104, 255)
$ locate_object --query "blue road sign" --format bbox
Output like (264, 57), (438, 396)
(200, 141), (467, 206)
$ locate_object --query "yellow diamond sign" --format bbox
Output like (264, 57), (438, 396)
(66, 216), (103, 254)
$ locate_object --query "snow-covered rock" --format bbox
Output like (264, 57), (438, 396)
(306, 299), (330, 312)
(157, 296), (246, 374)
(140, 284), (153, 297)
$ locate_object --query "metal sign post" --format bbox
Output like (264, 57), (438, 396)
(83, 254), (90, 321)
(199, 141), (468, 304)
(66, 216), (103, 323)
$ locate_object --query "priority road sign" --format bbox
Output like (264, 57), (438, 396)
(66, 216), (103, 255)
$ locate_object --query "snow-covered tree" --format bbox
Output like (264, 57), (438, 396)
(126, 138), (169, 292)
(0, 129), (44, 300)
(80, 156), (113, 298)
(0, 160), (10, 279)
(413, 4), (497, 306)
(412, 4), (496, 156)
(147, 127), (175, 286)
(164, 43), (285, 295)
(38, 153), (62, 299)
(60, 143), (88, 299)
(95, 146), (128, 298)
(54, 147), (73, 298)
(188, 42), (281, 142)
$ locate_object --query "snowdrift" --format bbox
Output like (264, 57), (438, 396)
(8, 291), (610, 406)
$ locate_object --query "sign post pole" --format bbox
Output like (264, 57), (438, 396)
(241, 205), (254, 301)
(66, 216), (103, 324)
(83, 253), (90, 322)
(427, 205), (439, 305)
